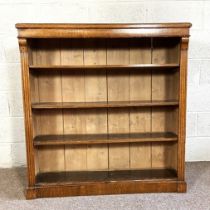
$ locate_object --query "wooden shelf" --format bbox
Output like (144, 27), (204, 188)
(29, 63), (179, 70)
(35, 169), (177, 186)
(33, 132), (177, 146)
(31, 100), (179, 109)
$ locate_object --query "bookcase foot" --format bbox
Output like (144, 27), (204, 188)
(177, 181), (187, 193)
(25, 187), (37, 199)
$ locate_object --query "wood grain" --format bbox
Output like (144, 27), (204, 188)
(16, 23), (192, 29)
(16, 23), (191, 39)
(107, 39), (130, 170)
(151, 38), (179, 169)
(61, 39), (87, 171)
(26, 180), (186, 199)
(29, 63), (179, 69)
(178, 37), (189, 180)
(129, 38), (152, 169)
(32, 39), (65, 173)
(83, 39), (108, 171)
(19, 38), (36, 186)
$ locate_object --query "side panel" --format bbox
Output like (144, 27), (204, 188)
(19, 38), (36, 186)
(178, 37), (189, 180)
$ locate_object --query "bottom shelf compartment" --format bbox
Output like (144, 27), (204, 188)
(36, 169), (177, 186)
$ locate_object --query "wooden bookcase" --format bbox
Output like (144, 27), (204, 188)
(16, 23), (191, 199)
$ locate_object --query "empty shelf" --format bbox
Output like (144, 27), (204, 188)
(34, 132), (178, 146)
(35, 169), (178, 186)
(29, 63), (179, 70)
(31, 100), (179, 109)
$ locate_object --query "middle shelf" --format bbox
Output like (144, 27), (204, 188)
(29, 63), (180, 70)
(31, 100), (179, 109)
(33, 132), (178, 146)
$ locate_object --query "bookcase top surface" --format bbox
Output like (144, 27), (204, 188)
(16, 23), (191, 38)
(16, 23), (192, 29)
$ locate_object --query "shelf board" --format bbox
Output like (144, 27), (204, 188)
(29, 63), (179, 70)
(31, 100), (179, 109)
(35, 169), (177, 186)
(34, 132), (177, 146)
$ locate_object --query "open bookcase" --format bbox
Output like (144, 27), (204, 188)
(16, 23), (191, 199)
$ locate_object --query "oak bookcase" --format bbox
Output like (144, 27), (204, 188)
(16, 23), (191, 199)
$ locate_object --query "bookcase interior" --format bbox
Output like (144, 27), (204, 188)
(28, 37), (180, 179)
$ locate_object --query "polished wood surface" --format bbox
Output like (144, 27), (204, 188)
(16, 23), (191, 38)
(29, 63), (179, 69)
(16, 23), (192, 29)
(19, 39), (36, 186)
(17, 23), (191, 199)
(178, 37), (189, 180)
(26, 180), (186, 199)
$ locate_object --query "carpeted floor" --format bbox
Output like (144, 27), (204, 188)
(0, 162), (210, 210)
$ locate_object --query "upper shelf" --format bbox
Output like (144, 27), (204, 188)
(29, 64), (179, 70)
(32, 100), (179, 109)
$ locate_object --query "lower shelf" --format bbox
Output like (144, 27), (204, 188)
(36, 169), (177, 186)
